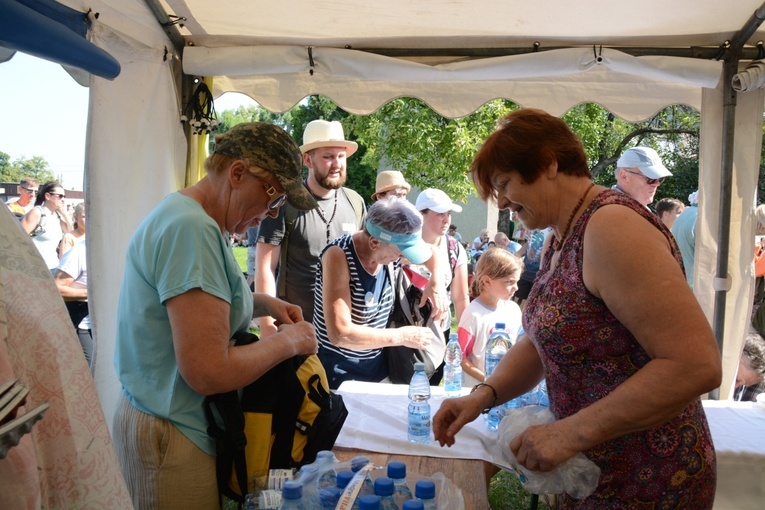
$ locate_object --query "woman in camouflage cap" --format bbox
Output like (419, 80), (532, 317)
(113, 123), (319, 508)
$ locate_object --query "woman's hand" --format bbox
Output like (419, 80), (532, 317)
(509, 421), (580, 472)
(433, 392), (484, 447)
(276, 321), (319, 356)
(421, 277), (448, 323)
(398, 326), (432, 349)
(254, 293), (304, 325)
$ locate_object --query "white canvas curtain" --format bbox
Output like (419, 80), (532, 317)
(184, 46), (721, 120)
(696, 87), (764, 398)
(86, 21), (186, 426)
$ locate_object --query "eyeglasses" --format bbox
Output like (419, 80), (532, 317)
(378, 187), (408, 199)
(263, 182), (287, 211)
(624, 170), (665, 186)
(21, 187), (38, 195)
(50, 193), (66, 199)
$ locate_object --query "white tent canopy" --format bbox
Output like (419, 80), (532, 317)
(12, 0), (763, 426)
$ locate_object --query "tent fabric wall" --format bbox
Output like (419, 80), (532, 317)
(696, 87), (764, 399)
(186, 46), (720, 120)
(86, 21), (186, 427)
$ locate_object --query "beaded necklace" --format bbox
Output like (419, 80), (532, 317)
(313, 189), (339, 245)
(551, 182), (594, 251)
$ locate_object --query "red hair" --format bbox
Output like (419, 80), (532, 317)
(470, 108), (590, 201)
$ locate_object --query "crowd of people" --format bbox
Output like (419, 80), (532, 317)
(5, 110), (764, 509)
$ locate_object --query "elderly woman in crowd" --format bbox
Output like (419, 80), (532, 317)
(113, 123), (319, 509)
(21, 180), (72, 272)
(314, 197), (437, 389)
(434, 109), (721, 508)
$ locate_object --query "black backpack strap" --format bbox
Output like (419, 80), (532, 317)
(204, 391), (249, 503)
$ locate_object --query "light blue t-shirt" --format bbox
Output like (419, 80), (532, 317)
(672, 205), (698, 288)
(115, 193), (253, 455)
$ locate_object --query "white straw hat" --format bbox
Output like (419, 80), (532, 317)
(299, 120), (358, 156)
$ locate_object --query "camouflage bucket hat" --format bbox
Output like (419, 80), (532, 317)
(213, 122), (317, 211)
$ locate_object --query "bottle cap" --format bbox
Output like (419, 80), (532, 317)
(282, 480), (303, 499)
(358, 494), (382, 510)
(351, 455), (370, 472)
(336, 470), (354, 489)
(319, 487), (342, 507)
(374, 477), (394, 496)
(415, 479), (436, 499)
(495, 322), (506, 330)
(386, 461), (406, 479)
(316, 450), (335, 462)
(403, 499), (425, 510)
(413, 361), (425, 371)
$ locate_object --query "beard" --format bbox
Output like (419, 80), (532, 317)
(316, 169), (347, 190)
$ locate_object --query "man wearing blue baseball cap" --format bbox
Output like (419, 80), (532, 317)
(312, 198), (441, 389)
(613, 147), (672, 208)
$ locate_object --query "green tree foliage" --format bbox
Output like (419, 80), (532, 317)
(347, 98), (518, 203)
(0, 152), (56, 184)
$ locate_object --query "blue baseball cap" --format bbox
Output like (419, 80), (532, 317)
(366, 220), (431, 264)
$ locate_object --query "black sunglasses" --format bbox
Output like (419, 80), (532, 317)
(624, 170), (665, 186)
(21, 187), (38, 194)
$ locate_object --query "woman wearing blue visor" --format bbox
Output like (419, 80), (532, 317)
(313, 197), (440, 389)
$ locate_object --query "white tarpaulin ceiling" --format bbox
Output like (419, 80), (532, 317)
(10, 0), (763, 425)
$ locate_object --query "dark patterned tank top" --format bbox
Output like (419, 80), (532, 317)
(523, 190), (716, 509)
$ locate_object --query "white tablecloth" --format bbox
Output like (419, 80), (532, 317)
(335, 382), (765, 508)
(334, 381), (508, 467)
(702, 400), (765, 510)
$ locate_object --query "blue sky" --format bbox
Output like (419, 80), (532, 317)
(0, 52), (255, 191)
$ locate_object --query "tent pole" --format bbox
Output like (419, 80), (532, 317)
(712, 2), (765, 399)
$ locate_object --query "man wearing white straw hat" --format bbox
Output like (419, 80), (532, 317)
(255, 120), (366, 336)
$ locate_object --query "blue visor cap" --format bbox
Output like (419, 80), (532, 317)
(366, 220), (431, 264)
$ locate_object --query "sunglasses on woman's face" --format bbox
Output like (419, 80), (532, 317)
(263, 183), (287, 211)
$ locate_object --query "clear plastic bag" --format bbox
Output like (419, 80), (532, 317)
(493, 405), (601, 499)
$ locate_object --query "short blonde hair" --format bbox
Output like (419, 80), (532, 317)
(470, 247), (524, 299)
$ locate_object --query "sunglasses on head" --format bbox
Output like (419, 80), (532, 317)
(624, 170), (665, 186)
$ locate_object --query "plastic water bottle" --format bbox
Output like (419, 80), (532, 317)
(402, 500), (425, 510)
(336, 470), (354, 491)
(314, 450), (338, 489)
(485, 323), (511, 431)
(351, 456), (375, 498)
(443, 333), (463, 397)
(386, 461), (413, 508)
(407, 362), (431, 443)
(373, 477), (398, 510)
(414, 480), (437, 510)
(358, 494), (381, 510)
(279, 481), (308, 509)
(318, 487), (341, 508)
(537, 379), (550, 407)
(294, 464), (319, 508)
